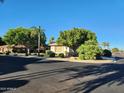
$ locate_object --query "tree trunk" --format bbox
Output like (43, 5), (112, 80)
(72, 47), (78, 57)
(27, 48), (30, 55)
(26, 48), (30, 56)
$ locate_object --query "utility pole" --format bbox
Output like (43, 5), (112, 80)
(38, 26), (41, 56)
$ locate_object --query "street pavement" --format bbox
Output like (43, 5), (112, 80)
(0, 56), (124, 93)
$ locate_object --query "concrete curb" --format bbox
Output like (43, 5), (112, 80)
(44, 58), (113, 64)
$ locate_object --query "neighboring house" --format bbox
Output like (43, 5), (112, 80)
(0, 45), (12, 53)
(0, 44), (46, 53)
(12, 45), (27, 53)
(0, 45), (26, 53)
(112, 52), (124, 58)
(49, 42), (73, 56)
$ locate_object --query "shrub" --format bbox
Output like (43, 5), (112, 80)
(5, 51), (10, 55)
(79, 54), (85, 60)
(40, 53), (45, 57)
(25, 52), (28, 56)
(0, 52), (3, 54)
(77, 40), (102, 60)
(102, 49), (112, 57)
(46, 50), (55, 57)
(112, 48), (119, 53)
(12, 48), (26, 53)
(59, 53), (64, 58)
(13, 53), (18, 56)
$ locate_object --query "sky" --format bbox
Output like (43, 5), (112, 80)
(0, 0), (124, 49)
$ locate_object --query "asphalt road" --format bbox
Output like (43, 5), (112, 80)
(0, 56), (124, 93)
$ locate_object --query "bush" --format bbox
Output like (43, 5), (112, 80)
(59, 53), (64, 58)
(102, 49), (112, 57)
(46, 50), (55, 57)
(79, 54), (85, 60)
(13, 53), (18, 56)
(40, 53), (45, 57)
(5, 51), (10, 55)
(112, 48), (119, 53)
(25, 52), (28, 56)
(12, 48), (26, 53)
(77, 40), (102, 60)
(0, 52), (3, 54)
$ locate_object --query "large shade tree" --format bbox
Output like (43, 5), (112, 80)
(3, 27), (46, 54)
(57, 28), (97, 54)
(48, 36), (55, 45)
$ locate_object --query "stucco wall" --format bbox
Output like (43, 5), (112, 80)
(50, 45), (70, 55)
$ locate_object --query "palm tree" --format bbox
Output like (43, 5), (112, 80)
(31, 26), (46, 55)
(102, 42), (110, 49)
(48, 36), (55, 45)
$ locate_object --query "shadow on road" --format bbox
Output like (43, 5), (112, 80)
(1, 55), (124, 93)
(0, 55), (66, 92)
(0, 56), (42, 75)
(59, 62), (124, 93)
(0, 79), (29, 93)
(0, 56), (66, 75)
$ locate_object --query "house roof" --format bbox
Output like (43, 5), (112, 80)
(0, 45), (12, 48)
(13, 45), (26, 48)
(49, 42), (63, 46)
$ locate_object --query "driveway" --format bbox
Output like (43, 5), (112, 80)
(0, 56), (124, 93)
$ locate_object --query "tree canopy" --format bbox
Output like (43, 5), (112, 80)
(3, 27), (46, 49)
(48, 36), (55, 45)
(57, 28), (97, 52)
(102, 42), (110, 49)
(112, 48), (119, 53)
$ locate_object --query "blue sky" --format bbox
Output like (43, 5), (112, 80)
(0, 0), (124, 49)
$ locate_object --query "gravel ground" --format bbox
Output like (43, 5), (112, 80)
(0, 56), (124, 93)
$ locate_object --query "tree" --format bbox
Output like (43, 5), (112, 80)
(31, 26), (46, 46)
(48, 36), (54, 45)
(112, 48), (119, 53)
(102, 49), (112, 57)
(4, 27), (46, 55)
(77, 40), (102, 60)
(57, 28), (97, 54)
(102, 42), (110, 49)
(0, 37), (6, 45)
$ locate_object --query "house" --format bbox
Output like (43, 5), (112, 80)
(0, 45), (13, 53)
(0, 44), (46, 53)
(12, 45), (26, 53)
(0, 45), (26, 53)
(49, 42), (73, 56)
